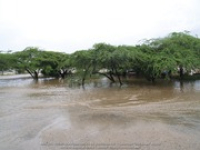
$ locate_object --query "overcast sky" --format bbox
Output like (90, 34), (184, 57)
(0, 0), (200, 53)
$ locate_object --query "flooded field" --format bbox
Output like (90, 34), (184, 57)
(0, 76), (200, 150)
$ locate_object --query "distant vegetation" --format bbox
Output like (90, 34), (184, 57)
(1, 32), (200, 84)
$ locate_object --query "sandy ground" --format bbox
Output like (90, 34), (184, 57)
(0, 79), (200, 150)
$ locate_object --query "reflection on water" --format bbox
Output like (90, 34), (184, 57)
(0, 77), (200, 150)
(1, 77), (200, 91)
(1, 77), (200, 112)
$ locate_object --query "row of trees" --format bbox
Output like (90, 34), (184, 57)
(1, 32), (200, 84)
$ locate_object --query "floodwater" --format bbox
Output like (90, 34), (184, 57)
(0, 76), (200, 150)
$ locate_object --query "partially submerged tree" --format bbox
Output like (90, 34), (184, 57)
(70, 49), (94, 85)
(13, 47), (70, 80)
(147, 32), (200, 79)
(92, 43), (135, 85)
(14, 47), (42, 80)
(0, 52), (15, 75)
(57, 53), (71, 79)
(3, 31), (200, 84)
(39, 51), (70, 78)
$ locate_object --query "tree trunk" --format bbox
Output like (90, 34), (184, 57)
(81, 64), (91, 85)
(151, 77), (155, 82)
(25, 69), (38, 80)
(25, 69), (34, 79)
(34, 71), (39, 80)
(168, 70), (172, 80)
(109, 71), (115, 82)
(58, 69), (69, 79)
(145, 75), (155, 82)
(115, 69), (122, 85)
(99, 72), (115, 82)
(179, 66), (183, 79)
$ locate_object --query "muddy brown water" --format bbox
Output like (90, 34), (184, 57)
(0, 76), (200, 150)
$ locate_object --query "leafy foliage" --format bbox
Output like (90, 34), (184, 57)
(12, 47), (69, 79)
(0, 52), (15, 74)
(1, 31), (200, 83)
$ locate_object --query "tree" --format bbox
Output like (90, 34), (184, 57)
(0, 52), (15, 75)
(132, 45), (159, 82)
(147, 32), (200, 79)
(3, 31), (200, 84)
(92, 43), (134, 85)
(14, 47), (42, 80)
(70, 49), (94, 85)
(39, 51), (70, 78)
(13, 47), (69, 79)
(57, 53), (71, 79)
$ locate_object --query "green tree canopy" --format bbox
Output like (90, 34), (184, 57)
(0, 52), (15, 75)
(2, 31), (200, 83)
